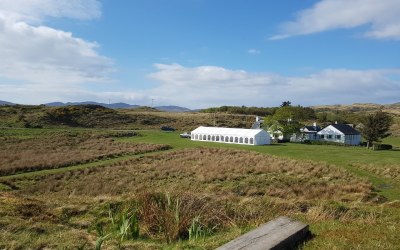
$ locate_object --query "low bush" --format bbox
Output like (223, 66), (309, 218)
(371, 143), (393, 151)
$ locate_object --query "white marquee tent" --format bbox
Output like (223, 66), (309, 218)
(191, 126), (270, 145)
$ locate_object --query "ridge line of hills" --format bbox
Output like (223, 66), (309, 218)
(0, 100), (191, 112)
(1, 99), (400, 113)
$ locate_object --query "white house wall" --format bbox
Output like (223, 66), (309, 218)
(344, 134), (361, 145)
(317, 125), (361, 145)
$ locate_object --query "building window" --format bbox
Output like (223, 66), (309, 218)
(336, 135), (341, 140)
(327, 135), (332, 139)
(320, 135), (324, 139)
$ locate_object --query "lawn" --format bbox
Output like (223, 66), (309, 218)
(383, 136), (400, 147)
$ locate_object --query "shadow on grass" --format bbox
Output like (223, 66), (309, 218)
(267, 143), (288, 147)
(295, 231), (315, 250)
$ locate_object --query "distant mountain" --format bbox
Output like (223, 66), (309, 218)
(43, 102), (192, 111)
(44, 101), (140, 109)
(155, 105), (191, 112)
(0, 100), (15, 106)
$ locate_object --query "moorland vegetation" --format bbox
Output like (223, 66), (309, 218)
(0, 103), (399, 249)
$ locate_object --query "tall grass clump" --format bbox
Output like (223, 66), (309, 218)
(138, 192), (226, 243)
(94, 205), (140, 249)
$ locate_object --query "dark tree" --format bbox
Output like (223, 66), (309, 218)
(280, 101), (291, 107)
(360, 111), (393, 148)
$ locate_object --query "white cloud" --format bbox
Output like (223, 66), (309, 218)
(0, 0), (101, 23)
(2, 63), (399, 108)
(270, 0), (400, 40)
(248, 49), (261, 54)
(0, 0), (112, 90)
(148, 64), (400, 108)
(0, 18), (112, 84)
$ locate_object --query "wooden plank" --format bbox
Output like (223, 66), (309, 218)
(216, 216), (309, 250)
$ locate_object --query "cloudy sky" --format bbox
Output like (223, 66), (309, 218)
(0, 0), (399, 108)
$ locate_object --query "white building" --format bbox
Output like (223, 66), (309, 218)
(191, 126), (270, 145)
(298, 122), (322, 141)
(317, 124), (361, 145)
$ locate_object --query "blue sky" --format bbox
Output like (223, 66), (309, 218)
(0, 0), (399, 108)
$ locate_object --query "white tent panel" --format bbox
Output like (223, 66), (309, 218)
(191, 126), (270, 145)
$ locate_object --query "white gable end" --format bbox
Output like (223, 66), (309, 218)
(317, 125), (345, 136)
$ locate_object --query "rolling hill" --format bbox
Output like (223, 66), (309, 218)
(0, 100), (15, 106)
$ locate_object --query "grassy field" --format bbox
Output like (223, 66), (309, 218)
(0, 128), (400, 249)
(383, 136), (400, 147)
(123, 131), (400, 200)
(0, 130), (170, 176)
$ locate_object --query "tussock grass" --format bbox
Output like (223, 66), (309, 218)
(0, 132), (169, 176)
(356, 164), (400, 181)
(25, 148), (371, 203)
(1, 147), (399, 249)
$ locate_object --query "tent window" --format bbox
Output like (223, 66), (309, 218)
(235, 137), (238, 143)
(203, 135), (207, 140)
(207, 135), (211, 140)
(230, 137), (233, 142)
(245, 138), (248, 143)
(239, 137), (243, 143)
(212, 135), (215, 141)
(194, 134), (198, 140)
(225, 136), (229, 142)
(250, 138), (254, 144)
(216, 136), (219, 141)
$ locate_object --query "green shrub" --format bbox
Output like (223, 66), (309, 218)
(372, 143), (393, 150)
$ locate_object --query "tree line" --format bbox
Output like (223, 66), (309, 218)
(203, 102), (394, 148)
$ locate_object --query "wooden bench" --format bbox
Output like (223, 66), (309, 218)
(216, 216), (310, 250)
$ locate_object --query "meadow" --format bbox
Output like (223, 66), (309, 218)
(0, 130), (170, 176)
(0, 128), (399, 249)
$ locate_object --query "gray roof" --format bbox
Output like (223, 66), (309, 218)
(302, 125), (321, 132)
(330, 124), (360, 135)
